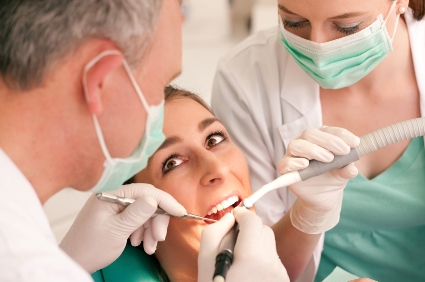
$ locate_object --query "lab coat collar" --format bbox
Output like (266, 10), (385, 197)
(278, 52), (322, 148)
(405, 8), (425, 116)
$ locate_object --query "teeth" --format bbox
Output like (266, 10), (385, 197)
(207, 196), (239, 216)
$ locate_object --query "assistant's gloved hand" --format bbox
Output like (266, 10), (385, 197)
(198, 208), (289, 282)
(277, 126), (360, 234)
(59, 183), (186, 273)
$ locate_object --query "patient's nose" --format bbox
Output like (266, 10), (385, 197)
(199, 151), (229, 186)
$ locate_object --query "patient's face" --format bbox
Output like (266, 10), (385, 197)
(135, 97), (251, 249)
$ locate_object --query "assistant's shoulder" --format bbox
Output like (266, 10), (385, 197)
(217, 27), (289, 74)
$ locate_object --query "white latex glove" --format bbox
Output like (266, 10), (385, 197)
(198, 207), (289, 282)
(277, 126), (360, 234)
(59, 183), (186, 273)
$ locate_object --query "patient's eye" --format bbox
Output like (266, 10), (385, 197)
(206, 131), (227, 148)
(162, 154), (184, 174)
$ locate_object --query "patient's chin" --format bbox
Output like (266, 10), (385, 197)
(203, 198), (242, 224)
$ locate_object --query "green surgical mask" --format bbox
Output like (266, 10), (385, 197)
(279, 1), (400, 89)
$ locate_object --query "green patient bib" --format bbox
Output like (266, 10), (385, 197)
(92, 242), (161, 282)
(316, 137), (425, 282)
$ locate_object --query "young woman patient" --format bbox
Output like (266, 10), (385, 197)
(92, 85), (252, 282)
(133, 86), (252, 281)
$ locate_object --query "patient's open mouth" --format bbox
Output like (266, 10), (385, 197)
(204, 195), (242, 224)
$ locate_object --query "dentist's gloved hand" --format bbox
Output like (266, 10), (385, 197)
(198, 208), (289, 282)
(277, 126), (360, 234)
(59, 183), (186, 273)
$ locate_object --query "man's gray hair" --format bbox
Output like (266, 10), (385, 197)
(0, 0), (163, 90)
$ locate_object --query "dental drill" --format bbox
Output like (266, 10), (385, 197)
(212, 223), (239, 282)
(213, 117), (425, 281)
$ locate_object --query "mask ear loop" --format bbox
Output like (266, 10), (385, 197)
(120, 58), (153, 163)
(382, 0), (401, 42)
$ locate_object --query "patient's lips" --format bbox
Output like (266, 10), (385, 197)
(204, 195), (241, 223)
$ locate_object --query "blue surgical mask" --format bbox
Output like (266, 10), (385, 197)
(278, 0), (400, 89)
(82, 50), (165, 192)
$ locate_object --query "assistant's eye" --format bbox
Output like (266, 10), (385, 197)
(206, 131), (228, 149)
(283, 18), (309, 29)
(335, 23), (361, 35)
(162, 154), (184, 174)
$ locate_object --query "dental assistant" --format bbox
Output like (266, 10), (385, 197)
(212, 0), (425, 281)
(0, 1), (290, 281)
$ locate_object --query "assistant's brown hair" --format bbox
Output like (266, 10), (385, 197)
(408, 0), (424, 20)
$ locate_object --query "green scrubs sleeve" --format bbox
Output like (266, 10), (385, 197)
(92, 241), (161, 282)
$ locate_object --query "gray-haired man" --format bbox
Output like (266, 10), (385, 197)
(0, 0), (184, 280)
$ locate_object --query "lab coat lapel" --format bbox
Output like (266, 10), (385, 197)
(406, 10), (425, 116)
(406, 9), (425, 147)
(278, 57), (321, 149)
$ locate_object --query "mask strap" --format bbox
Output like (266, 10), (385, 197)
(82, 51), (122, 163)
(391, 13), (401, 41)
(382, 0), (400, 42)
(120, 59), (153, 163)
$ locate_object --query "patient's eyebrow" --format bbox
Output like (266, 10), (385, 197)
(156, 136), (182, 151)
(198, 118), (220, 132)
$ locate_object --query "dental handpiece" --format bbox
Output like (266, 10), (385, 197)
(241, 117), (425, 209)
(95, 192), (217, 223)
(213, 222), (239, 282)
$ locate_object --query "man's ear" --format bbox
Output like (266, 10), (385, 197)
(83, 52), (123, 116)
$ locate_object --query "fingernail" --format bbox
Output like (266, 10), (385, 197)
(320, 151), (334, 162)
(131, 238), (142, 247)
(354, 136), (361, 146)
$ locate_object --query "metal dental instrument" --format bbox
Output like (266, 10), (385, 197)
(95, 192), (217, 223)
(240, 117), (425, 209)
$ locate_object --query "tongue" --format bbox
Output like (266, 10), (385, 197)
(204, 205), (235, 224)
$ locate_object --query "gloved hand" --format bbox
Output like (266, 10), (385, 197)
(198, 207), (289, 282)
(277, 126), (360, 234)
(59, 183), (186, 273)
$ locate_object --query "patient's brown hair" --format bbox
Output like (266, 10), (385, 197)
(164, 85), (214, 115)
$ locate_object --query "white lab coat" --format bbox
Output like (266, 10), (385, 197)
(211, 9), (425, 282)
(0, 149), (93, 282)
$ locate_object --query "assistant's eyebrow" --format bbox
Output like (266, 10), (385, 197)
(198, 118), (221, 132)
(278, 4), (298, 15)
(329, 12), (367, 20)
(278, 4), (366, 20)
(156, 136), (182, 151)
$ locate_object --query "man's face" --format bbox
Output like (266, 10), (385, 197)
(81, 0), (184, 191)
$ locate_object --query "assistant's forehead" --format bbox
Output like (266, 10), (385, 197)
(278, 0), (381, 15)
